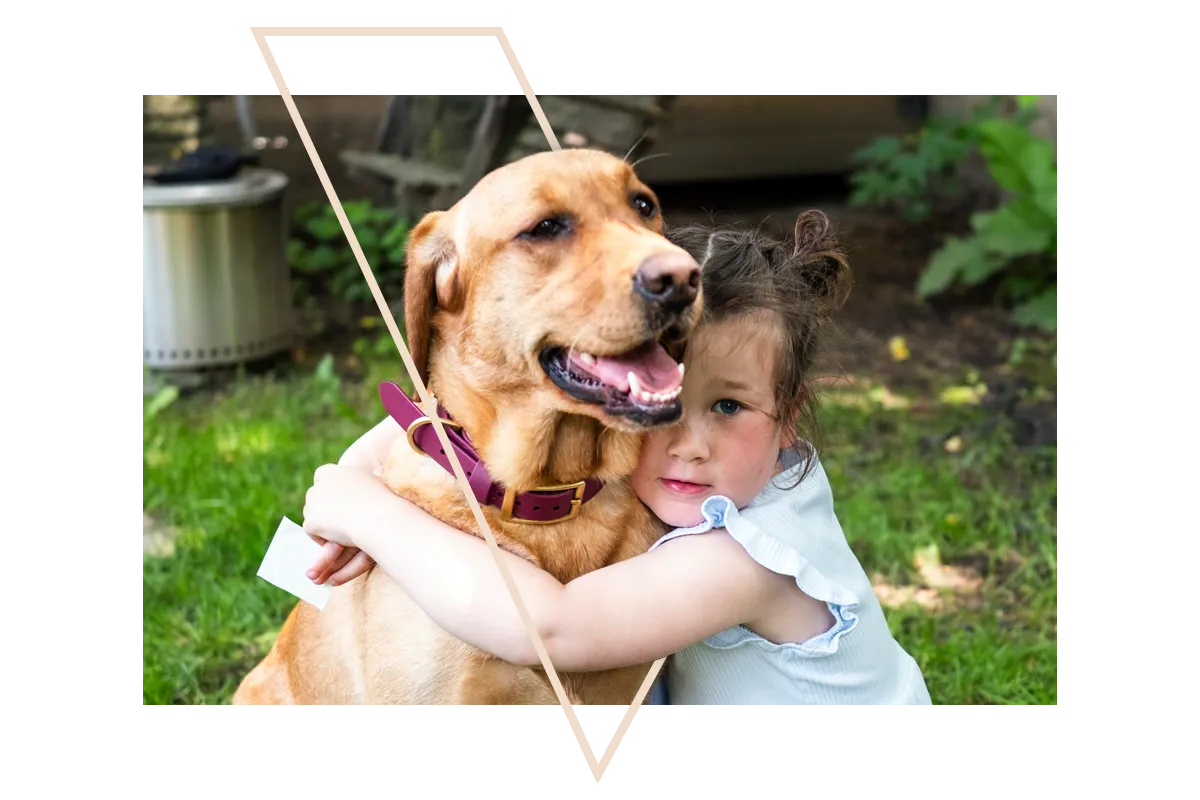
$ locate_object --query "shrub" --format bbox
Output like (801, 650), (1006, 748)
(287, 199), (409, 306)
(850, 96), (1056, 332)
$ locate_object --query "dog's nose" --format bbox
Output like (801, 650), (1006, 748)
(634, 252), (701, 312)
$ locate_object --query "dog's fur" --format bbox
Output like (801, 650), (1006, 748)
(233, 149), (702, 705)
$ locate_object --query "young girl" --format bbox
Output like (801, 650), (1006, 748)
(300, 211), (932, 704)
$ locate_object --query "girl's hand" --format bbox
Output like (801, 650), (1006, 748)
(306, 539), (375, 587)
(301, 463), (398, 586)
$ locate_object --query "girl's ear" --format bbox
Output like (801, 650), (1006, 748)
(779, 390), (807, 448)
(780, 420), (799, 449)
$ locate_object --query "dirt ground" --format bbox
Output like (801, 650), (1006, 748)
(653, 176), (1057, 447)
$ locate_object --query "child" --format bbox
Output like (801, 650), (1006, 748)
(300, 211), (932, 704)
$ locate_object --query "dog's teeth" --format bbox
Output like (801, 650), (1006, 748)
(628, 372), (642, 397)
(678, 363), (686, 377)
(579, 352), (596, 365)
(641, 391), (652, 402)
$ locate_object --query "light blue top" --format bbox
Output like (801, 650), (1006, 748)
(645, 453), (931, 705)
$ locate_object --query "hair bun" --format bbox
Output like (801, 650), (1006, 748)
(790, 210), (851, 312)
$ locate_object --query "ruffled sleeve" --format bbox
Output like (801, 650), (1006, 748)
(693, 495), (860, 609)
(648, 479), (864, 609)
(646, 461), (864, 657)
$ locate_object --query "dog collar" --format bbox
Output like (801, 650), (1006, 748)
(378, 381), (605, 524)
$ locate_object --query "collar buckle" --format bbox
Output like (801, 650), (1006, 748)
(500, 480), (588, 524)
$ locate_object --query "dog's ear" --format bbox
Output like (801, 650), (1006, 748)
(403, 210), (462, 386)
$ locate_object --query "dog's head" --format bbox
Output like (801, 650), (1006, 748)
(403, 148), (702, 434)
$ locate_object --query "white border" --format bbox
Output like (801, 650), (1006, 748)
(17, 0), (1180, 791)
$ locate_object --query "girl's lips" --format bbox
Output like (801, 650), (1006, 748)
(659, 478), (712, 496)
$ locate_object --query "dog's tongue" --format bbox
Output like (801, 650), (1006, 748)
(572, 341), (683, 394)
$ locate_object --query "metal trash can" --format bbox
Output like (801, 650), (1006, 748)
(143, 167), (294, 370)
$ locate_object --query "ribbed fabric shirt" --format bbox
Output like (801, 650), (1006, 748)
(645, 452), (932, 705)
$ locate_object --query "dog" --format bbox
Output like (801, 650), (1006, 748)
(233, 148), (702, 704)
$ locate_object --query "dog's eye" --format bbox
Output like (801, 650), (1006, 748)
(632, 193), (657, 219)
(519, 217), (570, 241)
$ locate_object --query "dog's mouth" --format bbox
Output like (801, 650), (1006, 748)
(539, 337), (686, 426)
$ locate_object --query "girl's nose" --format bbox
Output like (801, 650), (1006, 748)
(666, 414), (709, 463)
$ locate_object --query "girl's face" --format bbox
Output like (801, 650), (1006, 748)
(630, 313), (791, 528)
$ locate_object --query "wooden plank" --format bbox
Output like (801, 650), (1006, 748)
(373, 96), (412, 155)
(338, 151), (460, 189)
(435, 95), (510, 208)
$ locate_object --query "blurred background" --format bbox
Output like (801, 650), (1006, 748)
(143, 94), (1057, 704)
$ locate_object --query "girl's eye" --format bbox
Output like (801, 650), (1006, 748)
(713, 399), (742, 416)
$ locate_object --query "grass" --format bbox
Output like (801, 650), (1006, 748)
(818, 394), (1057, 704)
(143, 340), (1056, 705)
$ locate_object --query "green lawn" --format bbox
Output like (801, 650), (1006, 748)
(143, 343), (1056, 705)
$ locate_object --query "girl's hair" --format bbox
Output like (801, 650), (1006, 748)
(665, 210), (852, 486)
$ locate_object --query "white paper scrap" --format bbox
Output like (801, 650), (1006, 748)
(256, 516), (333, 611)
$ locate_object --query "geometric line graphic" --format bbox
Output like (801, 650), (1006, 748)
(251, 26), (665, 783)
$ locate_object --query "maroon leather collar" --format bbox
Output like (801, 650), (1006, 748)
(378, 381), (605, 524)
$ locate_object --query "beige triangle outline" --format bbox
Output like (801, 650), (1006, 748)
(250, 27), (665, 784)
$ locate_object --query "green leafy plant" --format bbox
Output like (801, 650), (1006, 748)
(287, 199), (409, 306)
(850, 96), (1056, 332)
(849, 96), (1026, 224)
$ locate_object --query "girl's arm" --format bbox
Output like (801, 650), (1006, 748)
(349, 484), (785, 672)
(306, 416), (404, 583)
(338, 415), (402, 471)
